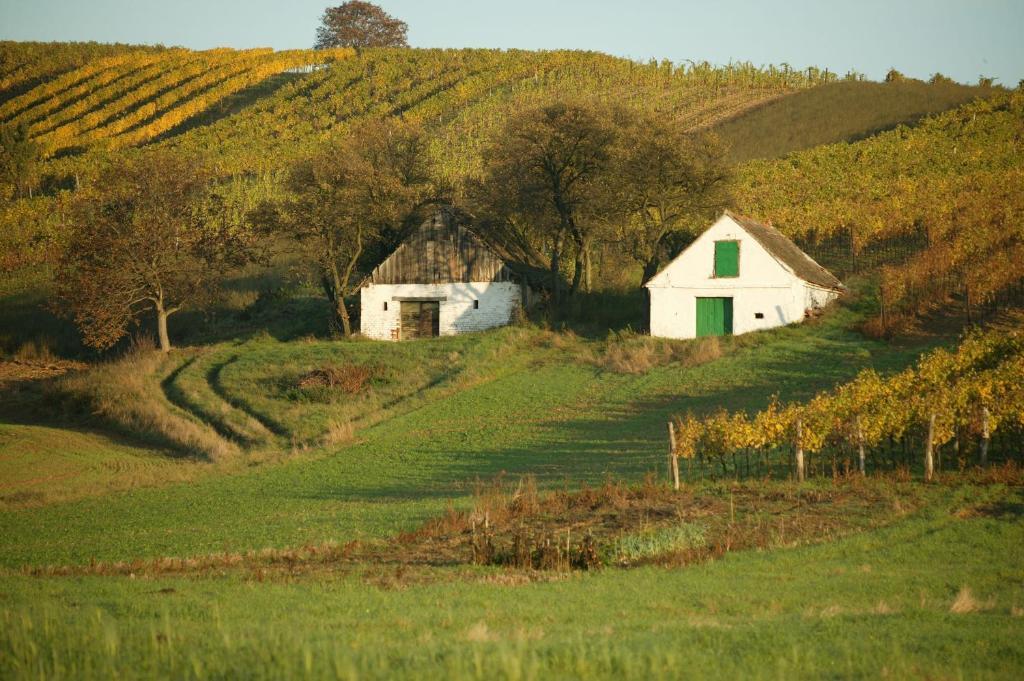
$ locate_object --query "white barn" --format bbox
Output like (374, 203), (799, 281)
(359, 207), (547, 341)
(645, 211), (843, 339)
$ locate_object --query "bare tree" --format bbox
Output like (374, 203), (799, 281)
(474, 102), (617, 297)
(614, 117), (730, 284)
(55, 153), (260, 352)
(263, 119), (430, 336)
(315, 2), (409, 49)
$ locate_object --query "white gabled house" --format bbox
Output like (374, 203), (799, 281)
(645, 210), (844, 339)
(359, 207), (549, 341)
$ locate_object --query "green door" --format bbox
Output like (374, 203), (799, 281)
(696, 297), (733, 337)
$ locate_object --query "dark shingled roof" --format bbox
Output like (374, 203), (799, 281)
(725, 210), (844, 290)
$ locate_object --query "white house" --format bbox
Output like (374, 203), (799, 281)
(359, 207), (547, 340)
(645, 210), (843, 339)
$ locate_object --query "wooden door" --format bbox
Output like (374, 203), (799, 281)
(696, 297), (733, 337)
(418, 301), (439, 338)
(400, 301), (440, 339)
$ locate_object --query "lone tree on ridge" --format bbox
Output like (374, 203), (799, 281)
(314, 2), (409, 49)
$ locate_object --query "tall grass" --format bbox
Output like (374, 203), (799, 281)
(51, 338), (236, 461)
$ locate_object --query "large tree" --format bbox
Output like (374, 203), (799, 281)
(267, 119), (430, 336)
(474, 102), (618, 297)
(0, 122), (41, 199)
(314, 2), (409, 49)
(56, 153), (260, 352)
(613, 116), (730, 284)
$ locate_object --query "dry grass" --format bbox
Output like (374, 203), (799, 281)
(27, 475), (931, 581)
(321, 418), (354, 446)
(297, 363), (380, 394)
(949, 586), (996, 614)
(588, 332), (723, 374)
(50, 339), (237, 462)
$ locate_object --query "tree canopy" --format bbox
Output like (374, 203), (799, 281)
(315, 2), (409, 49)
(55, 153), (261, 352)
(0, 122), (41, 199)
(473, 101), (730, 295)
(261, 119), (431, 336)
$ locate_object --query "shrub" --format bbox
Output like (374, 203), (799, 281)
(292, 362), (386, 402)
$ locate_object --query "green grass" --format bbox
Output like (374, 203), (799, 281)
(608, 521), (706, 563)
(0, 307), (941, 568)
(714, 79), (993, 162)
(0, 423), (204, 508)
(1, 484), (1021, 680)
(4, 298), (1006, 679)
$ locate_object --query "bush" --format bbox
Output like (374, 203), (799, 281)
(293, 363), (385, 400)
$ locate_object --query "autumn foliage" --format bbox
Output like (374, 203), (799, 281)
(672, 328), (1024, 473)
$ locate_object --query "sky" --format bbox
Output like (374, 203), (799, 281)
(1, 0), (1022, 86)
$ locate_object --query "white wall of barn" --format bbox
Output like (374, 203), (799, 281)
(359, 281), (521, 340)
(646, 214), (840, 339)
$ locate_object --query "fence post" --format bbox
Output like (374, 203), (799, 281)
(856, 415), (866, 476)
(795, 418), (805, 482)
(667, 421), (680, 490)
(980, 406), (990, 467)
(924, 412), (936, 482)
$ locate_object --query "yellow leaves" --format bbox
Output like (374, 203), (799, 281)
(669, 328), (1024, 464)
(31, 47), (358, 155)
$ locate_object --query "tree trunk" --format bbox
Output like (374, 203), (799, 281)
(641, 258), (660, 287)
(980, 406), (990, 467)
(795, 419), (805, 483)
(336, 299), (352, 337)
(924, 412), (936, 482)
(583, 246), (592, 293)
(856, 415), (866, 476)
(156, 304), (171, 353)
(570, 249), (584, 295)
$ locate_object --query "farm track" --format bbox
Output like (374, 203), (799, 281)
(161, 356), (254, 446)
(158, 349), (280, 448)
(203, 353), (286, 439)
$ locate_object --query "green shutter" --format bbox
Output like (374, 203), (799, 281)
(696, 297), (734, 337)
(714, 241), (739, 277)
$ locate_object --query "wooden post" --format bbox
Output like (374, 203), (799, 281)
(667, 421), (680, 490)
(924, 412), (936, 482)
(795, 419), (805, 483)
(856, 415), (866, 476)
(980, 406), (990, 467)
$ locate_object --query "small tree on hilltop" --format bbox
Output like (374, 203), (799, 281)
(314, 1), (409, 49)
(56, 153), (261, 352)
(262, 119), (430, 336)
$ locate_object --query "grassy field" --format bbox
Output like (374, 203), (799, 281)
(714, 78), (992, 162)
(1, 480), (1021, 680)
(2, 294), (1021, 678)
(0, 304), (941, 568)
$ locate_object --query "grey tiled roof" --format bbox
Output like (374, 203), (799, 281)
(726, 210), (844, 290)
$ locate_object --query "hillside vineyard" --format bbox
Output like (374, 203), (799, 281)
(1, 44), (1019, 335)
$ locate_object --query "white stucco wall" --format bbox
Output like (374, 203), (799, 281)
(646, 214), (840, 339)
(359, 281), (522, 340)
